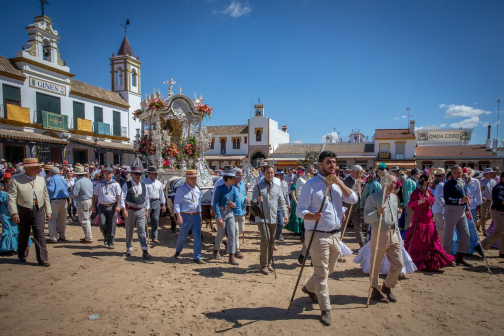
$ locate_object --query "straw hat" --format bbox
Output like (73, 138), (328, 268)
(22, 158), (43, 167)
(185, 170), (199, 177)
(434, 168), (446, 176)
(44, 164), (54, 171)
(74, 166), (86, 175)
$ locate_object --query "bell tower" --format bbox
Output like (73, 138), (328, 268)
(109, 37), (141, 96)
(254, 103), (264, 117)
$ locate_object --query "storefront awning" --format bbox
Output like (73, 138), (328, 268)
(380, 161), (416, 168)
(0, 128), (67, 147)
(205, 155), (246, 161)
(68, 137), (134, 153)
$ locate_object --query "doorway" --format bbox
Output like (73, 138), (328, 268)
(251, 151), (266, 168)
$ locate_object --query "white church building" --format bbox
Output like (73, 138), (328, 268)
(0, 14), (141, 165)
(205, 103), (289, 168)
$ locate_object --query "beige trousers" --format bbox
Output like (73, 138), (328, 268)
(481, 210), (504, 254)
(477, 201), (491, 233)
(433, 212), (445, 242)
(48, 199), (67, 240)
(404, 207), (414, 231)
(369, 228), (403, 290)
(258, 222), (276, 266)
(305, 230), (341, 312)
(77, 199), (93, 240)
(234, 215), (245, 250)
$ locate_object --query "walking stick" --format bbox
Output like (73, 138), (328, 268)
(256, 183), (278, 279)
(340, 203), (355, 241)
(366, 175), (392, 307)
(288, 174), (337, 309)
(470, 210), (492, 275)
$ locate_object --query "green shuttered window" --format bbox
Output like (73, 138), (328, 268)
(94, 106), (103, 123)
(113, 111), (121, 136)
(73, 101), (85, 129)
(36, 92), (60, 123)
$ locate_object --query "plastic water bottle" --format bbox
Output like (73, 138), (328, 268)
(88, 314), (101, 320)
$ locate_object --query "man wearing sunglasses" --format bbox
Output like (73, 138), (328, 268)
(120, 166), (152, 259)
(92, 167), (122, 249)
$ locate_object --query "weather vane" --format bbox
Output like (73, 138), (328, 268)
(39, 0), (49, 16)
(258, 98), (260, 103)
(120, 19), (130, 37)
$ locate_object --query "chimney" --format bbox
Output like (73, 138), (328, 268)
(487, 125), (491, 140)
(493, 138), (498, 152)
(409, 120), (415, 134)
(282, 125), (287, 132)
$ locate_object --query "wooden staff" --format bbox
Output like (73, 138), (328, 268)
(366, 176), (391, 307)
(288, 174), (337, 309)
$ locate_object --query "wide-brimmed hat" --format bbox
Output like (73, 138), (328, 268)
(103, 167), (114, 173)
(275, 170), (285, 175)
(473, 170), (483, 179)
(22, 158), (43, 167)
(43, 164), (54, 170)
(84, 163), (89, 167)
(389, 166), (399, 171)
(74, 166), (86, 175)
(483, 168), (494, 174)
(434, 168), (446, 176)
(467, 167), (475, 177)
(0, 159), (5, 162)
(185, 169), (199, 177)
(223, 168), (235, 177)
(130, 166), (143, 174)
(259, 162), (267, 167)
(146, 166), (160, 173)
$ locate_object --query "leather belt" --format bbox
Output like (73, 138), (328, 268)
(51, 198), (67, 201)
(181, 212), (198, 216)
(126, 204), (144, 211)
(316, 229), (341, 234)
(99, 203), (115, 207)
(150, 199), (160, 201)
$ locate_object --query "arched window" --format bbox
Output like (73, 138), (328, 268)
(132, 69), (137, 87)
(210, 138), (215, 150)
(256, 130), (261, 142)
(232, 139), (236, 149)
(116, 68), (123, 86)
(220, 139), (226, 155)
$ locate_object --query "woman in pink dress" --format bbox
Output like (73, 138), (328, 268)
(404, 173), (454, 271)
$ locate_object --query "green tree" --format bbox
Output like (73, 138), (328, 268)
(297, 151), (319, 167)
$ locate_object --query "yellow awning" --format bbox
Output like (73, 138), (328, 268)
(6, 104), (30, 123)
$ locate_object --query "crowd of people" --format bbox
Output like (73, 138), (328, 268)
(1, 153), (503, 326)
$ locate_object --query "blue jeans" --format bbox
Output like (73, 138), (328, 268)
(470, 208), (478, 226)
(176, 214), (202, 260)
(276, 208), (283, 239)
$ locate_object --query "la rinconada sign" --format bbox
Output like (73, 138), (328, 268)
(29, 77), (66, 96)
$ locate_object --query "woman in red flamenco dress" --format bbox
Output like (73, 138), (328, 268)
(404, 173), (454, 271)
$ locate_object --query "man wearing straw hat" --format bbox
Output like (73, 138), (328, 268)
(120, 166), (152, 259)
(71, 166), (95, 243)
(364, 172), (403, 304)
(9, 158), (52, 266)
(92, 166), (122, 249)
(142, 166), (166, 244)
(296, 151), (357, 325)
(173, 170), (206, 264)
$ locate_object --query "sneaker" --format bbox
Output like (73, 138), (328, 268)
(108, 245), (115, 250)
(126, 250), (132, 257)
(278, 236), (285, 242)
(320, 311), (331, 326)
(47, 239), (57, 244)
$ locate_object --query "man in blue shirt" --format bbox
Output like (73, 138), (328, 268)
(232, 168), (247, 259)
(174, 170), (205, 264)
(46, 167), (70, 243)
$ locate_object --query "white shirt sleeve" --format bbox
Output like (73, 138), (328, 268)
(120, 183), (128, 209)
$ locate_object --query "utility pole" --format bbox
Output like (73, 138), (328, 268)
(498, 99), (501, 139)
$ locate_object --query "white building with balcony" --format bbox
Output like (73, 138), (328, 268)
(205, 103), (289, 168)
(0, 14), (141, 165)
(373, 120), (417, 169)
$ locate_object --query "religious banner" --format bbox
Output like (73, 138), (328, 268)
(77, 118), (92, 132)
(416, 129), (472, 144)
(6, 104), (30, 123)
(42, 110), (68, 131)
(94, 121), (110, 135)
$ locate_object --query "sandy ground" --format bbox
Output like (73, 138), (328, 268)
(0, 216), (503, 336)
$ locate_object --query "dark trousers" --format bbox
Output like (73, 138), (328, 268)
(149, 200), (161, 239)
(18, 204), (48, 262)
(98, 203), (118, 246)
(276, 208), (284, 239)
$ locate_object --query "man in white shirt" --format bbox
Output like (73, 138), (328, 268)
(121, 166), (151, 259)
(296, 151), (357, 326)
(478, 168), (496, 235)
(464, 168), (482, 230)
(92, 167), (122, 249)
(432, 168), (447, 239)
(142, 166), (166, 244)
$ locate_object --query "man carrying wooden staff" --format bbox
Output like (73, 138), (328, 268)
(364, 173), (403, 304)
(296, 151), (357, 326)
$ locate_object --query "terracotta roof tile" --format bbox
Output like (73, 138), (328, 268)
(207, 125), (248, 135)
(323, 143), (375, 153)
(415, 145), (499, 159)
(70, 79), (129, 108)
(375, 129), (415, 139)
(273, 143), (324, 155)
(0, 129), (67, 144)
(0, 55), (26, 80)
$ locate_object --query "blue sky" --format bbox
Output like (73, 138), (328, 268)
(1, 0), (503, 144)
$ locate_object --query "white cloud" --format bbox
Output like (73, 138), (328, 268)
(293, 140), (303, 144)
(415, 125), (441, 131)
(444, 104), (491, 118)
(494, 120), (501, 126)
(449, 116), (480, 128)
(439, 104), (446, 108)
(222, 1), (251, 17)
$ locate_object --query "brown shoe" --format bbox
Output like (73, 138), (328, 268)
(152, 239), (160, 244)
(398, 273), (406, 280)
(267, 264), (274, 272)
(302, 285), (318, 303)
(235, 250), (244, 259)
(455, 252), (472, 267)
(228, 254), (239, 266)
(80, 238), (93, 244)
(371, 288), (389, 303)
(260, 266), (269, 275)
(39, 261), (51, 267)
(381, 284), (397, 302)
(320, 311), (331, 326)
(213, 250), (222, 260)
